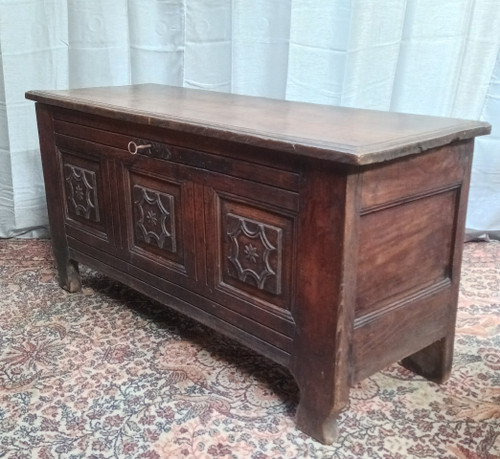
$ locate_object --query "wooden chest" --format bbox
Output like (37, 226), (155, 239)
(26, 85), (490, 443)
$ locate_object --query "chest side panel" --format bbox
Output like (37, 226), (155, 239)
(352, 141), (473, 382)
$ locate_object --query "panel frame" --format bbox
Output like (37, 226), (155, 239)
(119, 156), (199, 284)
(204, 178), (298, 340)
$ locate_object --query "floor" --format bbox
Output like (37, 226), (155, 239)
(0, 239), (499, 458)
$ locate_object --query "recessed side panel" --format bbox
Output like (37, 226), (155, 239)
(352, 186), (462, 382)
(355, 188), (459, 319)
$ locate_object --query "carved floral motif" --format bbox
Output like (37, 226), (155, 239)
(64, 164), (99, 222)
(133, 185), (176, 252)
(243, 244), (259, 264)
(226, 213), (282, 295)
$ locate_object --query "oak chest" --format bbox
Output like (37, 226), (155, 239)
(26, 85), (490, 443)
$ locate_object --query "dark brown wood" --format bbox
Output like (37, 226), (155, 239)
(400, 338), (453, 383)
(35, 104), (81, 293)
(291, 161), (360, 443)
(401, 142), (474, 384)
(26, 84), (489, 165)
(27, 84), (489, 444)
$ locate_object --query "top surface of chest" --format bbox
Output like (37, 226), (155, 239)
(26, 84), (490, 166)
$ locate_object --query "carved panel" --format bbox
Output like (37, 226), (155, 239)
(64, 164), (100, 222)
(133, 185), (176, 253)
(226, 213), (282, 295)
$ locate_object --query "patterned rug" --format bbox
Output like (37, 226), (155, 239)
(0, 239), (499, 459)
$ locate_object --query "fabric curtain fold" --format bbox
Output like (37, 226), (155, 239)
(0, 0), (499, 238)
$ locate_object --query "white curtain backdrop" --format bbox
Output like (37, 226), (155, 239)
(1, 0), (499, 238)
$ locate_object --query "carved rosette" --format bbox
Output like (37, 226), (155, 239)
(64, 164), (99, 222)
(226, 213), (282, 295)
(133, 185), (176, 252)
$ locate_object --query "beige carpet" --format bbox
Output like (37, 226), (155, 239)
(0, 239), (499, 458)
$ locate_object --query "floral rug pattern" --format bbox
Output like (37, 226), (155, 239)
(0, 239), (499, 458)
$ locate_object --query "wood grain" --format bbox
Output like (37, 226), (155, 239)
(27, 84), (490, 165)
